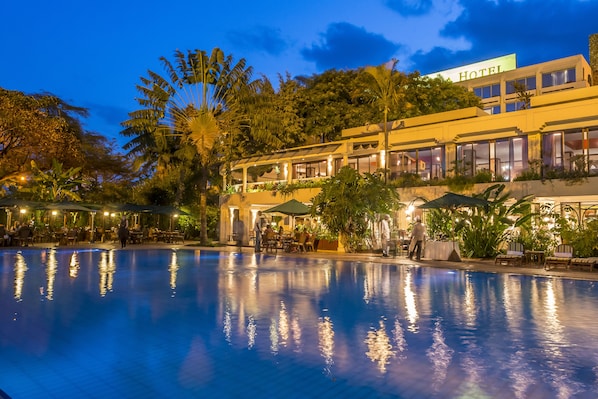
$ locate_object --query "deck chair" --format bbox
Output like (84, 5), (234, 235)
(544, 244), (573, 270)
(569, 257), (598, 272)
(495, 242), (525, 266)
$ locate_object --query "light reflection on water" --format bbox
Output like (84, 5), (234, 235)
(1, 248), (598, 398)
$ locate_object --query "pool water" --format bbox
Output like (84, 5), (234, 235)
(1, 248), (598, 398)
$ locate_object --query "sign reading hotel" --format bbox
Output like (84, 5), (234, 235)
(425, 54), (517, 82)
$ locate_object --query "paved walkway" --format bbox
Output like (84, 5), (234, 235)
(15, 240), (598, 282)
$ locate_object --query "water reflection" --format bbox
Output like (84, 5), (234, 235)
(13, 252), (28, 301)
(365, 318), (394, 373)
(426, 318), (453, 390)
(68, 251), (79, 279)
(98, 250), (116, 296)
(168, 250), (179, 294)
(318, 315), (335, 377)
(45, 249), (58, 300)
(3, 250), (598, 398)
(403, 267), (419, 332)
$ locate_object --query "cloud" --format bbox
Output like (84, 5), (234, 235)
(227, 25), (289, 56)
(412, 0), (598, 73)
(385, 0), (434, 16)
(86, 102), (130, 129)
(301, 22), (401, 71)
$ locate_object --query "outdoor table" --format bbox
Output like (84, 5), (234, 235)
(525, 250), (545, 267)
(424, 241), (460, 261)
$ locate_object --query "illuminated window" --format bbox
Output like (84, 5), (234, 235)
(542, 68), (576, 87)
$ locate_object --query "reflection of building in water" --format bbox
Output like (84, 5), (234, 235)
(98, 250), (116, 297)
(392, 318), (407, 361)
(536, 279), (576, 397)
(278, 301), (289, 347)
(46, 249), (58, 300)
(68, 251), (79, 279)
(168, 250), (179, 292)
(318, 316), (335, 376)
(365, 318), (395, 373)
(13, 252), (28, 301)
(403, 268), (419, 332)
(426, 318), (454, 391)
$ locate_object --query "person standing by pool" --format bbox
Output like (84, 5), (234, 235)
(380, 214), (391, 257)
(409, 217), (425, 261)
(118, 216), (129, 249)
(254, 211), (264, 252)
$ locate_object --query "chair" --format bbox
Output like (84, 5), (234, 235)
(16, 226), (34, 247)
(304, 233), (314, 252)
(296, 232), (307, 252)
(569, 257), (598, 272)
(263, 231), (278, 253)
(495, 242), (525, 266)
(67, 229), (78, 245)
(544, 244), (574, 270)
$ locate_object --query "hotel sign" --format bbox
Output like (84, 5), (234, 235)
(425, 54), (517, 82)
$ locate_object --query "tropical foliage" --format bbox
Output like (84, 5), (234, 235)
(311, 166), (400, 252)
(121, 48), (261, 244)
(426, 184), (533, 258)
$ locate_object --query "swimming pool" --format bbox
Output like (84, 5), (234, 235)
(1, 248), (597, 398)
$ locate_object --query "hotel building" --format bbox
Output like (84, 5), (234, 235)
(219, 38), (598, 248)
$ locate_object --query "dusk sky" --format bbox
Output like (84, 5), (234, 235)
(2, 0), (598, 150)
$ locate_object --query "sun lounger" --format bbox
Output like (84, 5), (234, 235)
(569, 257), (598, 272)
(544, 244), (573, 270)
(495, 242), (524, 266)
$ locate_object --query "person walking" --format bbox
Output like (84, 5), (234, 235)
(380, 214), (391, 257)
(409, 217), (425, 261)
(254, 211), (264, 252)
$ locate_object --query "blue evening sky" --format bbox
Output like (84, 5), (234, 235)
(1, 0), (597, 150)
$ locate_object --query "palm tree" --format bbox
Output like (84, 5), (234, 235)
(363, 60), (406, 182)
(122, 48), (259, 244)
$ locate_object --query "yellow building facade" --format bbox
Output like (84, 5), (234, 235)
(219, 54), (598, 248)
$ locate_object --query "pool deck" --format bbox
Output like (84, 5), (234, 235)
(15, 240), (598, 282)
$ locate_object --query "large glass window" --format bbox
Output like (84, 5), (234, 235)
(457, 137), (527, 181)
(542, 68), (576, 88)
(484, 105), (501, 115)
(506, 76), (537, 94)
(389, 147), (444, 181)
(473, 83), (501, 99)
(543, 128), (598, 176)
(347, 154), (378, 175)
(292, 160), (328, 179)
(506, 101), (527, 112)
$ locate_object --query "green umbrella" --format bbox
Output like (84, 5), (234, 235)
(264, 199), (310, 216)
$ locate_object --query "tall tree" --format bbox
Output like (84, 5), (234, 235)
(363, 60), (408, 182)
(122, 48), (259, 244)
(0, 89), (85, 187)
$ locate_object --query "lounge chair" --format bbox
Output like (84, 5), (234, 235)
(495, 242), (525, 266)
(544, 244), (573, 270)
(569, 257), (598, 272)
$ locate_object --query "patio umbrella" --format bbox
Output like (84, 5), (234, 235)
(418, 192), (489, 211)
(419, 192), (489, 262)
(264, 199), (311, 216)
(43, 202), (94, 212)
(264, 199), (311, 230)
